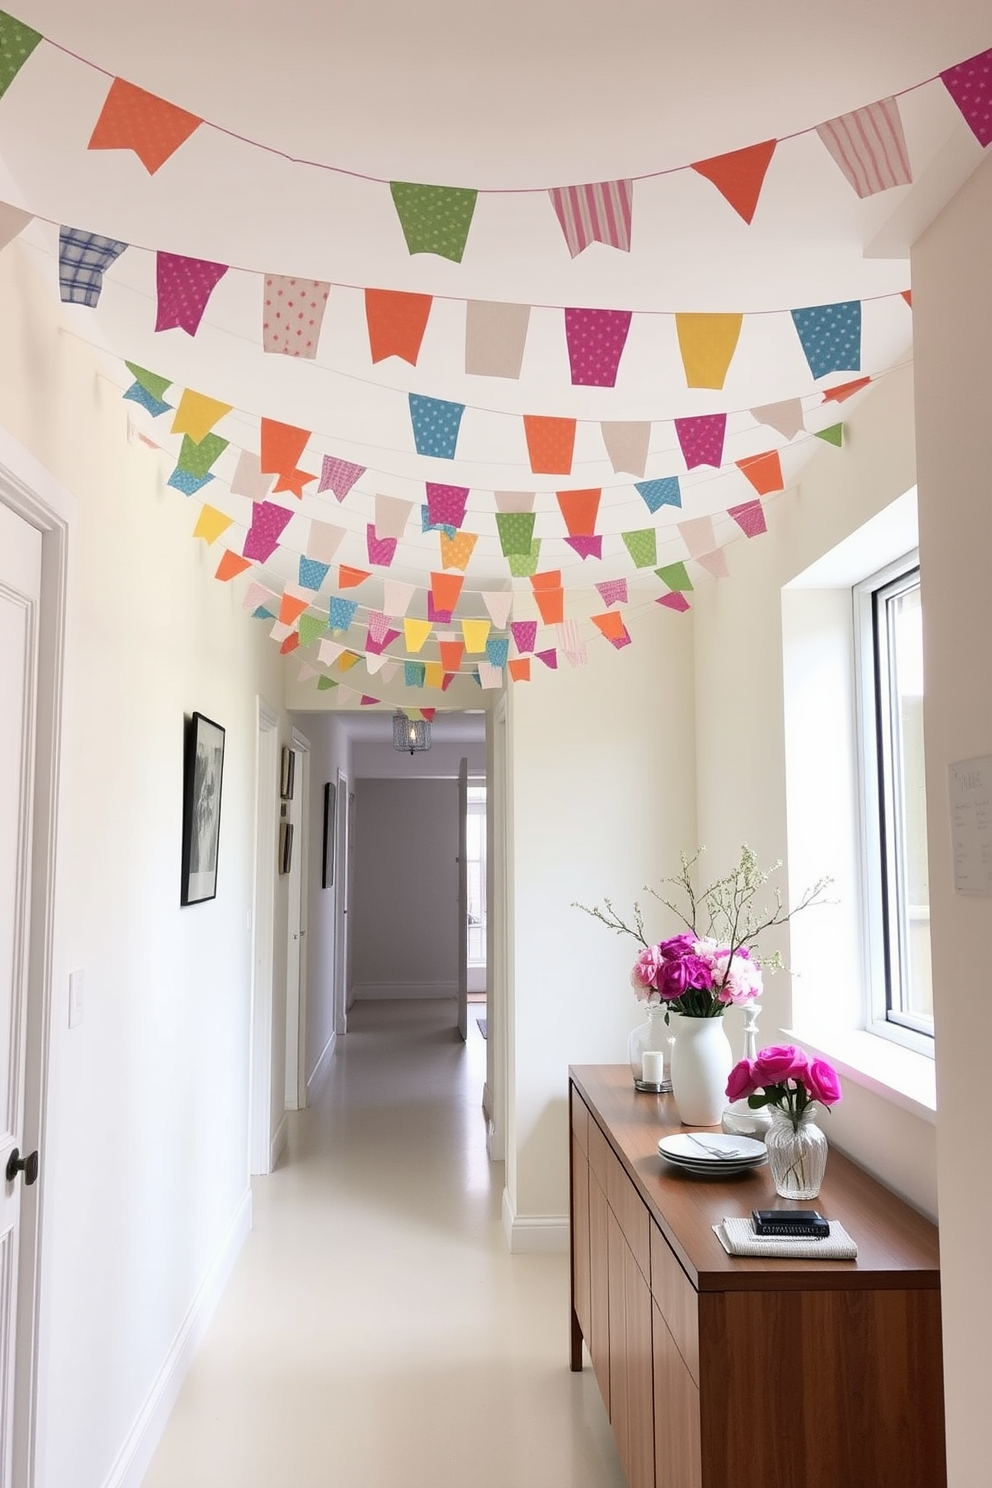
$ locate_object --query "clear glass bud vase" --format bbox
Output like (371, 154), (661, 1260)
(628, 1003), (673, 1091)
(765, 1105), (829, 1199)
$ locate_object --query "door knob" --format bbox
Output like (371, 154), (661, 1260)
(5, 1148), (39, 1186)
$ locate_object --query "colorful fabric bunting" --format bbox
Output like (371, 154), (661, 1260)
(635, 477), (681, 513)
(565, 536), (602, 560)
(556, 488), (601, 536)
(622, 529), (657, 568)
(383, 580), (415, 616)
(495, 511), (535, 557)
(556, 621), (587, 667)
(192, 505), (232, 544)
(601, 422), (650, 477)
(243, 582), (276, 613)
(657, 591), (691, 614)
(465, 301), (531, 378)
(365, 652), (390, 674)
(263, 276), (330, 358)
(215, 550), (252, 581)
(176, 432), (227, 479)
(88, 78), (202, 174)
(690, 140), (776, 224)
(123, 381), (171, 417)
(404, 618), (433, 653)
(817, 98), (911, 198)
(299, 558), (330, 592)
(523, 415), (576, 475)
(427, 594), (452, 624)
(751, 399), (804, 439)
(298, 662), (319, 682)
(439, 531), (477, 570)
(405, 661), (426, 688)
(366, 288), (433, 365)
(481, 592), (512, 630)
(729, 501), (767, 538)
(815, 423), (844, 447)
(423, 663), (444, 689)
(338, 565), (370, 589)
(244, 501), (293, 562)
(426, 482), (469, 528)
(655, 562), (692, 592)
(508, 658), (531, 682)
(791, 301), (861, 379)
(564, 308), (632, 387)
(478, 662), (504, 690)
(940, 48), (992, 147)
(0, 201), (31, 250)
(409, 394), (465, 458)
(535, 649), (558, 669)
(58, 228), (127, 307)
(389, 182), (478, 262)
(596, 579), (628, 607)
(155, 253), (228, 335)
(279, 591), (310, 625)
(260, 418), (315, 497)
(462, 619), (491, 654)
(507, 540), (541, 577)
(125, 362), (172, 402)
(675, 414), (726, 470)
(172, 389), (231, 442)
(316, 676), (338, 691)
(511, 621), (537, 654)
(338, 653), (362, 672)
(822, 377), (869, 403)
(319, 456), (365, 500)
(366, 525), (397, 566)
(675, 313), (743, 390)
(431, 572), (464, 613)
(374, 494), (413, 540)
(678, 515), (717, 559)
(0, 12), (41, 101)
(230, 449), (274, 501)
(421, 506), (456, 539)
(307, 521), (347, 563)
(167, 469), (213, 496)
(591, 612), (630, 648)
(486, 637), (510, 669)
(548, 180), (633, 256)
(533, 588), (564, 625)
(736, 450), (783, 495)
(329, 597), (358, 631)
(697, 549), (729, 579)
(495, 491), (535, 512)
(438, 639), (465, 672)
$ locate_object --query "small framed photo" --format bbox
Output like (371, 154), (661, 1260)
(279, 820), (294, 875)
(181, 712), (226, 906)
(321, 782), (336, 888)
(280, 745), (295, 800)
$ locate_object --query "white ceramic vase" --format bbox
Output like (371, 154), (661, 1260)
(669, 1014), (734, 1126)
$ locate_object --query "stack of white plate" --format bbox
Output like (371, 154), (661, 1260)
(658, 1131), (767, 1175)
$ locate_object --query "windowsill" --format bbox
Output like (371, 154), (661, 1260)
(786, 1025), (936, 1126)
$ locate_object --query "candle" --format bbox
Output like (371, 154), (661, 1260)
(642, 1050), (665, 1084)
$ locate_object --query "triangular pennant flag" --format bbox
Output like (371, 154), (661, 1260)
(58, 228), (128, 307)
(548, 180), (633, 256)
(260, 418), (315, 497)
(279, 591), (310, 626)
(635, 477), (681, 513)
(244, 501), (294, 562)
(389, 182), (478, 262)
(373, 494), (413, 540)
(441, 673), (457, 692)
(940, 48), (992, 148)
(729, 501), (767, 538)
(298, 558), (330, 592)
(494, 491), (535, 512)
(478, 662), (504, 690)
(404, 661), (426, 688)
(0, 201), (31, 250)
(335, 684), (358, 702)
(88, 78), (202, 174)
(215, 550), (252, 581)
(556, 488), (601, 536)
(822, 377), (870, 403)
(268, 620), (293, 644)
(426, 482), (469, 528)
(383, 580), (416, 616)
(508, 658), (531, 682)
(600, 422), (650, 477)
(438, 639), (465, 672)
(176, 432), (228, 479)
(533, 588), (565, 625)
(365, 288), (433, 365)
(507, 540), (541, 577)
(316, 457), (363, 501)
(565, 535), (603, 560)
(404, 618), (433, 653)
(465, 301), (531, 378)
(657, 591), (691, 613)
(171, 389), (232, 442)
(697, 548), (730, 579)
(510, 621), (537, 654)
(359, 695), (379, 706)
(409, 394), (465, 458)
(622, 529), (658, 568)
(814, 423), (844, 447)
(523, 415), (576, 475)
(155, 252), (227, 335)
(316, 675), (338, 691)
(123, 382), (171, 418)
(252, 607), (275, 620)
(564, 308), (632, 387)
(736, 450), (783, 496)
(535, 648), (558, 669)
(367, 525), (397, 567)
(675, 414), (726, 469)
(428, 594), (453, 624)
(298, 612), (328, 647)
(230, 449), (274, 501)
(338, 653), (362, 673)
(495, 511), (535, 556)
(791, 302), (861, 380)
(675, 313), (743, 390)
(423, 662), (444, 689)
(298, 662), (318, 683)
(462, 619), (491, 654)
(690, 139), (776, 224)
(243, 581), (277, 612)
(591, 611), (627, 642)
(481, 592), (513, 630)
(307, 521), (347, 564)
(167, 469), (213, 497)
(328, 598), (358, 631)
(678, 515), (717, 559)
(596, 579), (628, 607)
(816, 98), (911, 198)
(192, 505), (232, 544)
(262, 275), (330, 358)
(319, 639), (346, 666)
(431, 572), (464, 612)
(901, 290), (912, 307)
(380, 663), (402, 685)
(365, 655), (391, 679)
(439, 531), (477, 570)
(338, 565), (371, 589)
(486, 637), (510, 669)
(751, 399), (804, 440)
(125, 362), (171, 400)
(0, 12), (42, 100)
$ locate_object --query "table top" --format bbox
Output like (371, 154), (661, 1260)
(570, 1064), (941, 1293)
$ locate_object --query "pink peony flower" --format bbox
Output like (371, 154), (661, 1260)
(725, 1059), (758, 1102)
(714, 950), (763, 1006)
(804, 1058), (843, 1106)
(631, 945), (664, 999)
(658, 933), (697, 959)
(656, 953), (712, 1002)
(752, 1044), (809, 1087)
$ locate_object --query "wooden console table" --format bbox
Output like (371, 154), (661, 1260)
(569, 1065), (945, 1488)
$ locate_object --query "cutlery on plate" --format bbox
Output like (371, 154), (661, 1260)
(685, 1133), (744, 1160)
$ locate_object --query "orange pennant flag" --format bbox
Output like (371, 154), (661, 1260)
(431, 572), (464, 612)
(508, 657), (531, 682)
(259, 418), (316, 498)
(735, 450), (783, 496)
(88, 78), (202, 175)
(215, 549), (252, 582)
(338, 565), (371, 589)
(822, 376), (871, 404)
(591, 610), (627, 641)
(438, 639), (465, 672)
(439, 530), (478, 570)
(530, 569), (563, 591)
(279, 592), (310, 625)
(556, 488), (601, 536)
(901, 289), (912, 307)
(523, 415), (576, 474)
(691, 139), (776, 224)
(534, 588), (565, 625)
(365, 288), (433, 365)
(279, 632), (300, 655)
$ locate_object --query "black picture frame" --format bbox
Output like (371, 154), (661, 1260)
(180, 712), (226, 906)
(321, 782), (336, 888)
(280, 745), (295, 800)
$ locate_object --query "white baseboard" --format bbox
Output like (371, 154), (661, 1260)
(99, 1187), (252, 1488)
(500, 1188), (569, 1253)
(352, 981), (458, 1000)
(306, 1027), (336, 1100)
(270, 1113), (289, 1170)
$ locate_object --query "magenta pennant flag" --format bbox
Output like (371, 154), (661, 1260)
(657, 591), (691, 613)
(367, 610), (392, 645)
(596, 578), (628, 607)
(319, 456), (365, 500)
(244, 501), (294, 561)
(365, 627), (401, 655)
(427, 594), (452, 624)
(426, 482), (469, 528)
(564, 308), (632, 387)
(607, 626), (632, 650)
(548, 180), (633, 257)
(535, 648), (558, 669)
(675, 413), (726, 469)
(511, 620), (537, 654)
(155, 252), (228, 335)
(729, 500), (768, 538)
(816, 98), (912, 198)
(366, 525), (397, 566)
(565, 535), (603, 560)
(940, 47), (992, 147)
(360, 695), (379, 706)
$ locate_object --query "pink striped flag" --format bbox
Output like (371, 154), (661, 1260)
(816, 98), (912, 198)
(548, 180), (633, 257)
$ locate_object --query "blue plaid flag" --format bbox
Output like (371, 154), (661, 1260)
(58, 227), (128, 307)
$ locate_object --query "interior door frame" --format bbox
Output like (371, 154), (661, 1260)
(457, 757), (468, 1041)
(249, 700), (279, 1175)
(284, 728), (310, 1110)
(333, 768), (350, 1035)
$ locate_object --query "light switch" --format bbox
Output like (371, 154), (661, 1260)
(68, 968), (84, 1028)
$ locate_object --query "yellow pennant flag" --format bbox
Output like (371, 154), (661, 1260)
(439, 530), (478, 570)
(404, 617), (433, 653)
(424, 661), (444, 689)
(192, 504), (233, 544)
(172, 389), (233, 442)
(338, 651), (361, 673)
(461, 618), (491, 653)
(674, 313), (743, 390)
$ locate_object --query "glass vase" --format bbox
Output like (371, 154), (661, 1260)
(765, 1105), (829, 1199)
(628, 1003), (673, 1091)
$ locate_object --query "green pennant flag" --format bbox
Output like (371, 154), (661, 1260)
(814, 423), (844, 447)
(622, 529), (658, 568)
(389, 182), (478, 263)
(508, 539), (541, 578)
(176, 432), (228, 478)
(496, 511), (536, 556)
(655, 562), (693, 592)
(317, 675), (337, 691)
(299, 613), (328, 649)
(0, 12), (42, 100)
(125, 361), (172, 401)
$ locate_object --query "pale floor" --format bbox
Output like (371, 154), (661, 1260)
(139, 999), (627, 1488)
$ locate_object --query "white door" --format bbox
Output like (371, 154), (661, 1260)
(0, 503), (41, 1488)
(333, 771), (351, 1034)
(457, 757), (468, 1041)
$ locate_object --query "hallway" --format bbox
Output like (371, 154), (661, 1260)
(139, 1000), (627, 1488)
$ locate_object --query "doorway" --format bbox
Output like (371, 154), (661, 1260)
(284, 729), (310, 1111)
(249, 700), (279, 1176)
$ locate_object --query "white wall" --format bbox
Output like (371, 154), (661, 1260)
(912, 151), (992, 1488)
(0, 245), (293, 1488)
(350, 735), (485, 780)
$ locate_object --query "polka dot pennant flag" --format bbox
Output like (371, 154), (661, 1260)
(409, 394), (465, 459)
(556, 488), (601, 536)
(655, 562), (693, 592)
(58, 228), (128, 307)
(564, 308), (632, 387)
(426, 482), (469, 528)
(298, 612), (328, 647)
(389, 182), (479, 263)
(511, 620), (537, 654)
(319, 456), (365, 501)
(421, 505), (456, 539)
(298, 558), (330, 592)
(690, 139), (777, 224)
(464, 300), (531, 378)
(523, 415), (576, 475)
(596, 578), (628, 607)
(495, 511), (535, 557)
(507, 539), (541, 577)
(88, 78), (202, 174)
(735, 450), (783, 496)
(674, 414), (726, 470)
(657, 591), (691, 614)
(622, 529), (657, 568)
(155, 252), (228, 335)
(439, 531), (478, 570)
(405, 661), (426, 688)
(564, 535), (602, 560)
(675, 313), (743, 390)
(941, 47), (992, 147)
(790, 301), (861, 380)
(635, 477), (681, 514)
(548, 180), (633, 257)
(175, 432), (228, 479)
(365, 624), (401, 656)
(486, 636), (510, 670)
(262, 276), (330, 358)
(816, 99), (911, 198)
(0, 12), (41, 101)
(243, 501), (294, 562)
(123, 380), (171, 418)
(601, 422), (650, 477)
(366, 525), (397, 567)
(329, 597), (358, 631)
(167, 468), (213, 496)
(729, 500), (767, 538)
(366, 289), (433, 365)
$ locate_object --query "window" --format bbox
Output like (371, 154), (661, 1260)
(855, 554), (933, 1052)
(466, 784), (487, 967)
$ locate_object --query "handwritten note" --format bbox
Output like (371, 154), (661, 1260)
(949, 755), (992, 896)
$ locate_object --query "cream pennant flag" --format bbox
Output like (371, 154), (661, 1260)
(751, 400), (805, 440)
(462, 618), (492, 653)
(678, 515), (717, 559)
(365, 652), (390, 675)
(378, 661), (401, 684)
(243, 581), (277, 612)
(478, 661), (505, 689)
(481, 591), (513, 630)
(0, 201), (32, 251)
(696, 548), (729, 579)
(465, 300), (531, 378)
(383, 580), (416, 616)
(262, 275), (330, 357)
(600, 421), (651, 476)
(269, 620), (293, 643)
(374, 494), (414, 539)
(307, 520), (347, 563)
(230, 449), (275, 501)
(298, 661), (318, 682)
(404, 617), (433, 653)
(319, 638), (346, 667)
(336, 685), (359, 706)
(495, 491), (535, 513)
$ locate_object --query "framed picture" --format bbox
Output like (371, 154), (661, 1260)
(280, 745), (295, 800)
(279, 820), (294, 875)
(321, 782), (336, 888)
(180, 712), (226, 906)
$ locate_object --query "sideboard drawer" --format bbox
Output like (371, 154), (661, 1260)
(607, 1152), (651, 1282)
(650, 1220), (699, 1385)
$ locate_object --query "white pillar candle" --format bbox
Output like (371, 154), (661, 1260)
(642, 1050), (665, 1084)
